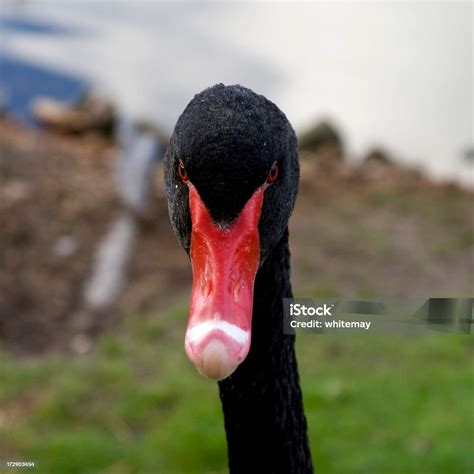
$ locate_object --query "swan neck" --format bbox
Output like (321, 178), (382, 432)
(218, 228), (313, 473)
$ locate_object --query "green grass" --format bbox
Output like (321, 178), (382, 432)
(298, 335), (474, 473)
(1, 304), (473, 474)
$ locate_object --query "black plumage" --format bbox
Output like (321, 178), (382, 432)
(164, 84), (313, 473)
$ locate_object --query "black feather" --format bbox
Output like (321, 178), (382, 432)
(164, 84), (312, 473)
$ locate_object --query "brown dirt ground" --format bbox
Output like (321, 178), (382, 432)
(0, 119), (472, 355)
(0, 119), (189, 354)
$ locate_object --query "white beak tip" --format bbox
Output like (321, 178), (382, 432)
(197, 339), (237, 381)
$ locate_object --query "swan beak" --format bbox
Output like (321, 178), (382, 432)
(184, 184), (265, 380)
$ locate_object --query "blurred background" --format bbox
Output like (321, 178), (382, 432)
(0, 1), (473, 473)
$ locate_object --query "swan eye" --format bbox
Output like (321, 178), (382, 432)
(178, 161), (189, 182)
(267, 162), (279, 184)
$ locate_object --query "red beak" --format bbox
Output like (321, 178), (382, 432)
(185, 183), (265, 380)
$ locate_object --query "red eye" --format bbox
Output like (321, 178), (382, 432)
(178, 161), (188, 182)
(267, 162), (279, 183)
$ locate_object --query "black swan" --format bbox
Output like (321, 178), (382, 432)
(164, 84), (313, 473)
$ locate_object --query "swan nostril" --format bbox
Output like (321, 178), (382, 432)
(233, 283), (240, 303)
(198, 260), (214, 297)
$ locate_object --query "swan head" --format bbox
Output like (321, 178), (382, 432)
(164, 84), (299, 380)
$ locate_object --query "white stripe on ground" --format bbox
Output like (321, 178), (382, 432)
(83, 212), (136, 308)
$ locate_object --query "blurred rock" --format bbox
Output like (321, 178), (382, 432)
(53, 235), (79, 257)
(354, 147), (398, 181)
(364, 147), (394, 166)
(298, 120), (344, 160)
(0, 179), (32, 204)
(70, 333), (92, 356)
(355, 152), (423, 184)
(31, 93), (116, 135)
(299, 150), (347, 187)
